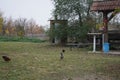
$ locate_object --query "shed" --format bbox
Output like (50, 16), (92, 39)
(49, 20), (68, 45)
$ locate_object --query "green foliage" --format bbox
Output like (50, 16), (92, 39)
(52, 0), (93, 21)
(76, 24), (90, 42)
(49, 22), (92, 43)
(114, 8), (120, 13)
(0, 36), (46, 43)
(51, 0), (94, 42)
(67, 20), (92, 42)
(53, 24), (68, 40)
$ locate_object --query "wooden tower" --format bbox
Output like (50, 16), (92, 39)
(90, 0), (120, 51)
(91, 0), (120, 43)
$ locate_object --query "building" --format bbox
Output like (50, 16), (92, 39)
(49, 20), (68, 45)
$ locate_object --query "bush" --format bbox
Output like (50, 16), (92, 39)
(0, 36), (46, 43)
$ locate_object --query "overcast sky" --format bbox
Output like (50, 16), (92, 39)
(0, 0), (54, 27)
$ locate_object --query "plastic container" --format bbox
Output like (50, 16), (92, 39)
(103, 43), (109, 53)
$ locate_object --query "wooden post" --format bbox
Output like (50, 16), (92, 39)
(103, 12), (108, 43)
(88, 33), (101, 52)
(93, 35), (96, 52)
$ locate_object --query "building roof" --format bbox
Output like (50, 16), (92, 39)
(90, 0), (120, 11)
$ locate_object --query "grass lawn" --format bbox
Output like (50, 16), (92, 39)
(0, 42), (120, 80)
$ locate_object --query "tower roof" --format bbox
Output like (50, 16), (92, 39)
(91, 0), (120, 11)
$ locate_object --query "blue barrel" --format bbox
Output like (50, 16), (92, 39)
(103, 43), (109, 53)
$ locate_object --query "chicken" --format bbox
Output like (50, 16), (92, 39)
(60, 49), (65, 60)
(2, 55), (11, 62)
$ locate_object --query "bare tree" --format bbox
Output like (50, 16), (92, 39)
(14, 18), (27, 38)
(0, 10), (4, 35)
(27, 19), (36, 37)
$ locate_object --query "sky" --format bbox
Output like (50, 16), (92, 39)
(0, 0), (54, 27)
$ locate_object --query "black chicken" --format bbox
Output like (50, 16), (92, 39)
(2, 55), (11, 62)
(60, 49), (65, 60)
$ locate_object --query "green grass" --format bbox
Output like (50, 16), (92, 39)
(0, 42), (120, 80)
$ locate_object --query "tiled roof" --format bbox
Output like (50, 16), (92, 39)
(91, 0), (120, 11)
